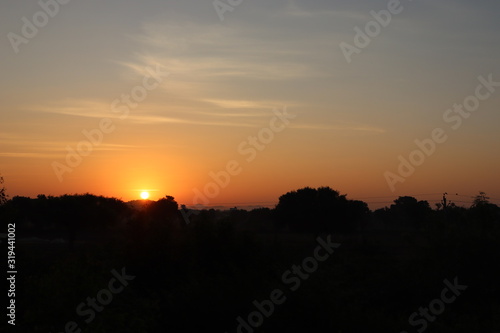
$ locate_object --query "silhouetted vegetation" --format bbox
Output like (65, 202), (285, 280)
(1, 187), (500, 332)
(0, 174), (7, 206)
(274, 187), (370, 235)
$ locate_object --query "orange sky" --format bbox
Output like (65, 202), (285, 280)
(1, 0), (499, 209)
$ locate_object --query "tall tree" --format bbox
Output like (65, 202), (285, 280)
(0, 174), (7, 206)
(472, 191), (490, 207)
(274, 186), (367, 235)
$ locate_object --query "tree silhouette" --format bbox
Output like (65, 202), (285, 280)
(274, 186), (368, 235)
(388, 196), (432, 229)
(472, 191), (490, 207)
(469, 192), (499, 232)
(147, 195), (179, 228)
(0, 174), (7, 206)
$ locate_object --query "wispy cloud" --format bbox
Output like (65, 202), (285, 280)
(24, 98), (281, 128)
(202, 99), (273, 110)
(290, 123), (385, 133)
(26, 99), (111, 119)
(0, 132), (140, 160)
(0, 152), (62, 159)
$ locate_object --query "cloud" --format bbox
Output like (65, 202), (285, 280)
(20, 9), (388, 137)
(0, 152), (62, 159)
(0, 131), (140, 160)
(202, 99), (276, 110)
(27, 100), (111, 119)
(124, 18), (333, 86)
(290, 123), (385, 133)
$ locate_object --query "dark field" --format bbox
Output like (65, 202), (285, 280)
(7, 224), (500, 332)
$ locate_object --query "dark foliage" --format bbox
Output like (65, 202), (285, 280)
(1, 188), (499, 332)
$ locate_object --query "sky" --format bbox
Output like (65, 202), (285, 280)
(1, 0), (499, 209)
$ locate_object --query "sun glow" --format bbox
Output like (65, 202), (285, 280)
(140, 191), (150, 200)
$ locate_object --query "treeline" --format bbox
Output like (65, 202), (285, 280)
(1, 187), (499, 239)
(2, 187), (500, 332)
(0, 188), (496, 234)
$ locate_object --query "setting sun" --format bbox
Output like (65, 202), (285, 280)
(140, 191), (150, 200)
